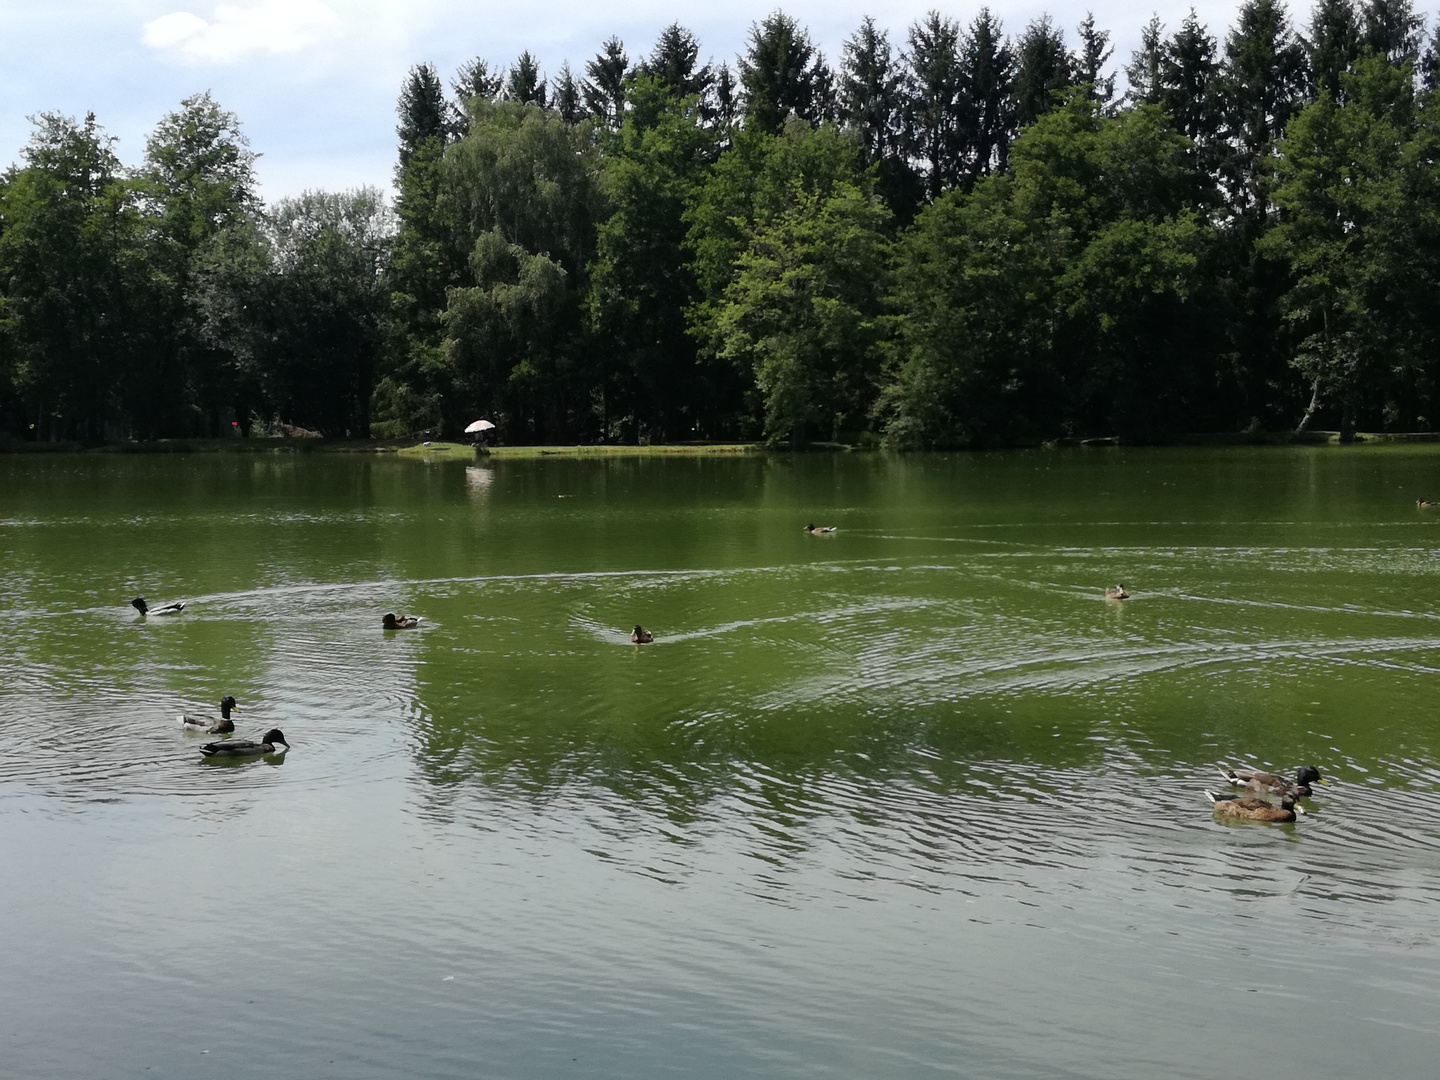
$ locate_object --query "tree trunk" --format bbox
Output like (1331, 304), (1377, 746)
(1295, 378), (1323, 434)
(1339, 403), (1356, 444)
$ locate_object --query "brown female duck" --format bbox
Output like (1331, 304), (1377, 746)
(1206, 790), (1306, 822)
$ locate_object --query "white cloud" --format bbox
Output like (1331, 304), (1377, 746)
(142, 0), (341, 64)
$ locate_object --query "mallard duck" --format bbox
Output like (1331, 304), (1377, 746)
(1220, 764), (1325, 798)
(1206, 790), (1306, 822)
(382, 613), (420, 629)
(630, 624), (654, 644)
(180, 695), (238, 734)
(131, 596), (185, 616)
(1418, 499), (1440, 508)
(199, 728), (288, 758)
(1105, 584), (1130, 600)
(805, 523), (837, 534)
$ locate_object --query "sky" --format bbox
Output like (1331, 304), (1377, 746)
(1, 1), (1271, 203)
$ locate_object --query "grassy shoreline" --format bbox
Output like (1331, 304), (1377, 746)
(4, 430), (1440, 456)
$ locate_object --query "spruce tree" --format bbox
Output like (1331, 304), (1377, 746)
(397, 63), (448, 172)
(904, 11), (967, 199)
(1305, 0), (1361, 100)
(1075, 12), (1116, 107)
(552, 63), (584, 124)
(1012, 16), (1074, 129)
(962, 8), (1016, 179)
(1360, 0), (1425, 65)
(1222, 0), (1307, 215)
(506, 52), (548, 107)
(1162, 10), (1224, 170)
(585, 38), (630, 128)
(739, 12), (825, 133)
(640, 24), (712, 100)
(1126, 15), (1167, 105)
(839, 17), (902, 163)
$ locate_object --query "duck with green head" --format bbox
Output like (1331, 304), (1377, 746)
(199, 729), (288, 758)
(1220, 765), (1325, 798)
(180, 695), (238, 734)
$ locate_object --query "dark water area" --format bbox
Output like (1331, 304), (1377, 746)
(3, 448), (1440, 1077)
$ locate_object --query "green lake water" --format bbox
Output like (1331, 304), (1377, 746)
(2, 447), (1440, 1077)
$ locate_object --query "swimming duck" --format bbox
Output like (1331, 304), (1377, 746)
(382, 613), (420, 629)
(199, 728), (288, 758)
(631, 624), (654, 644)
(1105, 584), (1130, 600)
(1206, 790), (1306, 822)
(1418, 500), (1440, 508)
(132, 596), (185, 616)
(180, 695), (238, 734)
(805, 523), (837, 534)
(1220, 764), (1325, 798)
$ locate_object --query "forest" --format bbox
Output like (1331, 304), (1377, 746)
(3, 1), (1440, 447)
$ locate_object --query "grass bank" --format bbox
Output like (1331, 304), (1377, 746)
(6, 431), (1440, 455)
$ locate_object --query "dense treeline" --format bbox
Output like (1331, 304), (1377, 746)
(4, 3), (1440, 446)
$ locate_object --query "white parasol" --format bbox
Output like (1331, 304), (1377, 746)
(464, 419), (496, 434)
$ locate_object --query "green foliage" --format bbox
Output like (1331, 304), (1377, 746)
(444, 231), (575, 439)
(886, 97), (1219, 446)
(715, 182), (892, 445)
(0, 113), (143, 440)
(740, 13), (830, 134)
(439, 100), (603, 440)
(7, 11), (1440, 448)
(1262, 55), (1440, 433)
(587, 80), (717, 440)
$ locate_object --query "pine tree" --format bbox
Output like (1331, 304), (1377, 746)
(839, 16), (902, 163)
(552, 63), (584, 124)
(397, 63), (448, 172)
(739, 12), (826, 133)
(453, 59), (502, 106)
(1305, 0), (1361, 100)
(905, 11), (967, 199)
(1162, 10), (1224, 168)
(585, 38), (630, 128)
(506, 52), (548, 107)
(1012, 16), (1074, 129)
(1360, 0), (1425, 65)
(1126, 15), (1167, 105)
(1075, 12), (1116, 107)
(640, 24), (713, 100)
(962, 8), (1016, 179)
(1222, 0), (1308, 215)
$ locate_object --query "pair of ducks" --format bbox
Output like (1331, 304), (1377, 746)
(180, 696), (288, 758)
(1206, 765), (1326, 822)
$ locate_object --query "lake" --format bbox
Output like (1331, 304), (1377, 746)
(2, 447), (1439, 1078)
